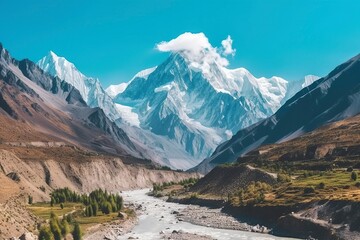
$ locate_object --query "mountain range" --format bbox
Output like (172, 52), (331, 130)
(194, 52), (360, 173)
(37, 50), (318, 169)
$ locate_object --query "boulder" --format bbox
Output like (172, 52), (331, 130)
(19, 232), (36, 240)
(118, 212), (127, 219)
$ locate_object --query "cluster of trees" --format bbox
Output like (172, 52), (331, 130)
(84, 189), (123, 217)
(50, 188), (83, 205)
(233, 181), (272, 206)
(50, 188), (123, 217)
(38, 212), (81, 240)
(152, 178), (199, 192)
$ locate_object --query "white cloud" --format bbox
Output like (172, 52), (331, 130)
(156, 32), (232, 67)
(221, 35), (236, 56)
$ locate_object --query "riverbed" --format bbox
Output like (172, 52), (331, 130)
(118, 189), (299, 240)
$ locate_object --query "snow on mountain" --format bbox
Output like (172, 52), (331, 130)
(106, 83), (128, 98)
(111, 33), (316, 169)
(302, 74), (320, 88)
(105, 67), (157, 98)
(37, 51), (120, 121)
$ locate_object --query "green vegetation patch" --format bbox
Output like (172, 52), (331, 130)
(28, 188), (129, 240)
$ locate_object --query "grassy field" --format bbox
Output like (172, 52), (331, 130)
(28, 202), (83, 219)
(27, 202), (132, 232)
(75, 212), (119, 230)
(271, 169), (360, 205)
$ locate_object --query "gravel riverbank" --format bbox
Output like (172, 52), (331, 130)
(161, 230), (214, 240)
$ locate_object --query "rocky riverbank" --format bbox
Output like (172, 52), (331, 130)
(84, 215), (138, 240)
(173, 204), (269, 233)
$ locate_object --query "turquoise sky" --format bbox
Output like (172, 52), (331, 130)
(1, 0), (360, 87)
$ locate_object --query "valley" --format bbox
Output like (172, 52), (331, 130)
(1, 10), (360, 239)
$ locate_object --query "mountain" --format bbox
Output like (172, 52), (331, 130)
(0, 43), (141, 158)
(106, 67), (157, 98)
(38, 47), (318, 169)
(112, 52), (318, 169)
(37, 52), (121, 121)
(194, 53), (360, 173)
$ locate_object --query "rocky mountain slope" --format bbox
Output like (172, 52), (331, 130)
(195, 52), (360, 173)
(0, 43), (142, 158)
(239, 113), (360, 169)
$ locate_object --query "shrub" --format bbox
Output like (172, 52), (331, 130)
(347, 167), (354, 172)
(303, 186), (315, 194)
(318, 182), (326, 189)
(40, 186), (46, 192)
(60, 203), (64, 209)
(189, 193), (198, 199)
(277, 173), (291, 183)
(351, 171), (358, 181)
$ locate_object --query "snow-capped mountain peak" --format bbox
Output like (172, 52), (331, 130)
(302, 74), (320, 88)
(37, 52), (121, 121)
(38, 51), (91, 102)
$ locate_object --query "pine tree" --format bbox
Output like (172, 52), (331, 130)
(91, 202), (98, 216)
(72, 222), (82, 240)
(66, 214), (73, 223)
(49, 219), (62, 240)
(60, 218), (70, 236)
(28, 195), (33, 204)
(351, 171), (358, 181)
(38, 227), (54, 240)
(88, 206), (93, 217)
(101, 202), (111, 214)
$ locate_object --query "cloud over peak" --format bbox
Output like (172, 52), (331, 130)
(156, 32), (236, 67)
(221, 35), (236, 56)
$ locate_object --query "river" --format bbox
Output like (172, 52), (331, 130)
(118, 189), (299, 240)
